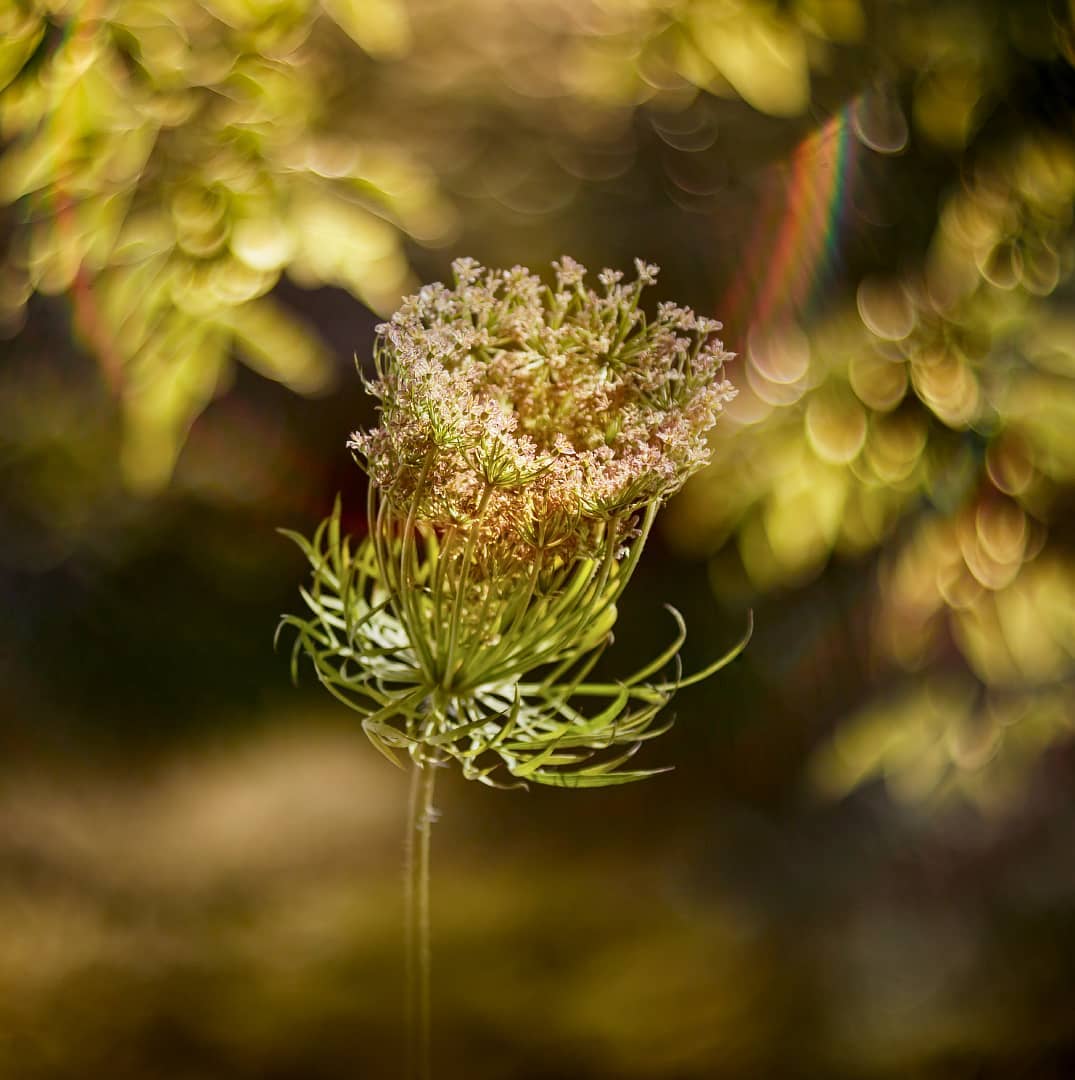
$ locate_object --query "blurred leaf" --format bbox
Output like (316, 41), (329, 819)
(322, 0), (412, 59)
(690, 6), (810, 117)
(218, 297), (334, 394)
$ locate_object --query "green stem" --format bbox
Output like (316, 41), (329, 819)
(405, 756), (438, 1080)
(397, 456), (438, 681)
(443, 483), (493, 687)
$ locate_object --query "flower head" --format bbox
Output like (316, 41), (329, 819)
(282, 259), (749, 788)
(351, 257), (736, 563)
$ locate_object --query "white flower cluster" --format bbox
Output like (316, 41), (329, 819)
(349, 257), (736, 563)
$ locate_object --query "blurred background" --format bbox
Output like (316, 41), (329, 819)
(3, 0), (1075, 1076)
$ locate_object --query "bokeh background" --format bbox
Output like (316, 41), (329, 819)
(3, 1), (1075, 1077)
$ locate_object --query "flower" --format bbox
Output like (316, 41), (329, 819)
(281, 258), (750, 788)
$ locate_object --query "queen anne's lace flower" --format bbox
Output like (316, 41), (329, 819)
(282, 259), (749, 788)
(352, 258), (736, 563)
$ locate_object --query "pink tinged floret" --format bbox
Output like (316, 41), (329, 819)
(352, 258), (735, 563)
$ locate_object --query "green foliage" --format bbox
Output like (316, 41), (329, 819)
(668, 123), (1075, 808)
(1, 0), (1064, 499)
(0, 0), (452, 490)
(279, 498), (750, 788)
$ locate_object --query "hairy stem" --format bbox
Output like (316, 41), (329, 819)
(405, 756), (438, 1080)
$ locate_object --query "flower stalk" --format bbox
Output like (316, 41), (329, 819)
(405, 756), (438, 1080)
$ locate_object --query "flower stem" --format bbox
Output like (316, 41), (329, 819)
(405, 756), (438, 1080)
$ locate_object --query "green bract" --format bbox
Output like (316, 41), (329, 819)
(280, 258), (750, 787)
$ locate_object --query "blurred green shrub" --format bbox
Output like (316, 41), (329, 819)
(2, 0), (1060, 489)
(669, 127), (1075, 810)
(0, 0), (454, 490)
